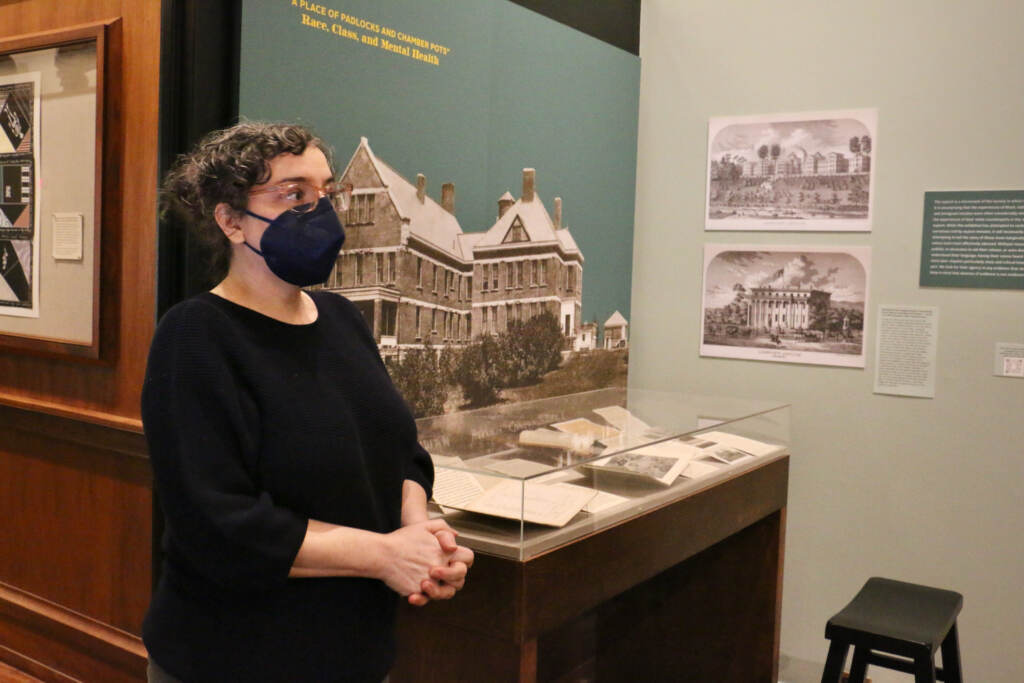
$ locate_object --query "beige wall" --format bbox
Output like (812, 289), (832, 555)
(630, 2), (1024, 681)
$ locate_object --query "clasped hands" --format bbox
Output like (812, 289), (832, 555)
(381, 519), (473, 606)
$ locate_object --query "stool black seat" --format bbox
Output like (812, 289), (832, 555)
(821, 577), (963, 683)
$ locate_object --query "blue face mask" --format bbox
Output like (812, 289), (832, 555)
(243, 197), (346, 287)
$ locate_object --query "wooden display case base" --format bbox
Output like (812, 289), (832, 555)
(393, 456), (788, 682)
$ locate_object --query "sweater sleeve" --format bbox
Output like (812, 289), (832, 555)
(323, 292), (434, 500)
(142, 303), (308, 591)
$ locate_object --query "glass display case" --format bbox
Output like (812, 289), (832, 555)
(419, 386), (790, 560)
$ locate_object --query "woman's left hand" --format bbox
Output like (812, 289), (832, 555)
(407, 529), (474, 606)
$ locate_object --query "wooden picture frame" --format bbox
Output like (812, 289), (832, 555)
(0, 19), (121, 361)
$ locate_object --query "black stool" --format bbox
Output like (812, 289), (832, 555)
(822, 577), (963, 683)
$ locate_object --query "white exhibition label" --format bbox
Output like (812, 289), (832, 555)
(52, 213), (84, 261)
(873, 305), (939, 398)
(994, 343), (1024, 378)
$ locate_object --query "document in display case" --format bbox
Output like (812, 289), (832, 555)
(418, 387), (789, 560)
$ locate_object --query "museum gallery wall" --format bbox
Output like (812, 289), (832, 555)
(238, 0), (641, 418)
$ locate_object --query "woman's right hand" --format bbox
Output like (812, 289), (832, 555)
(376, 519), (454, 597)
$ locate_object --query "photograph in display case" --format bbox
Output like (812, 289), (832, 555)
(701, 245), (871, 368)
(582, 450), (687, 486)
(706, 108), (877, 231)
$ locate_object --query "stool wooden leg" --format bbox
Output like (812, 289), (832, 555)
(913, 652), (937, 683)
(848, 647), (869, 683)
(940, 622), (963, 683)
(821, 640), (849, 683)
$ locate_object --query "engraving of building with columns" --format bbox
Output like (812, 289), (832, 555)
(746, 287), (830, 331)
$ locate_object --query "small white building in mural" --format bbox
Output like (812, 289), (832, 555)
(603, 310), (628, 350)
(575, 321), (598, 351)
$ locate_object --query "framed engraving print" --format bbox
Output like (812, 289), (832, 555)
(0, 20), (121, 360)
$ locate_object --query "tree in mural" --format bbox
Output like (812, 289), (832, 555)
(389, 343), (445, 418)
(499, 312), (564, 386)
(453, 334), (504, 407)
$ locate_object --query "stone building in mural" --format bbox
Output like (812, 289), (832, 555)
(315, 138), (584, 357)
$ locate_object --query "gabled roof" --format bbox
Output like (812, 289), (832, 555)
(341, 137), (465, 259)
(604, 310), (628, 328)
(555, 229), (580, 256)
(474, 194), (582, 262)
(457, 232), (485, 258)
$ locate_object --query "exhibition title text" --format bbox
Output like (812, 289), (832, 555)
(291, 0), (450, 67)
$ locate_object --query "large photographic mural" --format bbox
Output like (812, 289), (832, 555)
(240, 0), (640, 416)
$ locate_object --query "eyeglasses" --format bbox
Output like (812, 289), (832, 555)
(249, 180), (353, 214)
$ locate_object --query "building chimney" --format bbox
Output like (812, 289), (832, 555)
(441, 182), (455, 214)
(416, 173), (426, 202)
(498, 191), (515, 218)
(553, 197), (562, 229)
(522, 168), (535, 202)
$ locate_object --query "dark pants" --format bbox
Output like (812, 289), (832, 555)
(147, 658), (390, 682)
(147, 658), (183, 683)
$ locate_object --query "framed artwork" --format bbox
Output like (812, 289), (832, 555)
(700, 244), (872, 368)
(0, 19), (121, 360)
(705, 108), (878, 232)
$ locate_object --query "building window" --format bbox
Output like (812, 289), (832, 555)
(376, 253), (384, 284)
(346, 193), (375, 225)
(567, 265), (577, 293)
(355, 252), (364, 284)
(491, 306), (498, 334)
(538, 259), (547, 284)
(516, 261), (524, 288)
(491, 265), (498, 291)
(388, 252), (396, 284)
(506, 262), (513, 289)
(526, 260), (534, 286)
(415, 306), (421, 338)
(382, 301), (397, 336)
(482, 307), (488, 333)
(432, 264), (438, 293)
(502, 216), (529, 243)
(431, 308), (436, 333)
(467, 276), (473, 297)
(333, 255), (344, 287)
(416, 257), (423, 288)
(481, 265), (489, 291)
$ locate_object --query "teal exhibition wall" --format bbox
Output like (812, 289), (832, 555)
(631, 2), (1024, 681)
(239, 0), (640, 327)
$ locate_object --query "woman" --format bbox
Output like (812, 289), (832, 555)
(143, 122), (472, 682)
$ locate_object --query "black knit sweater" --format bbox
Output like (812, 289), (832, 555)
(141, 291), (433, 682)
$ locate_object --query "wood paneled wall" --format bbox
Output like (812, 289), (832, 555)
(0, 1), (162, 680)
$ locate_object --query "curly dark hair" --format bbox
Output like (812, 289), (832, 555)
(161, 121), (334, 284)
